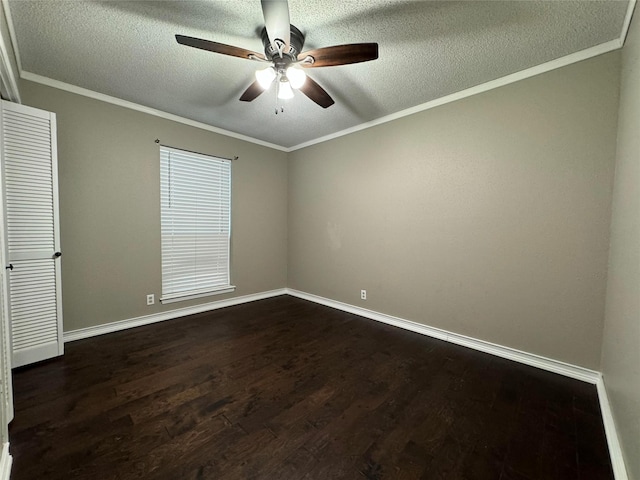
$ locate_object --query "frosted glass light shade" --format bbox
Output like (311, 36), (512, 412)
(287, 66), (306, 89)
(278, 79), (294, 99)
(255, 67), (276, 89)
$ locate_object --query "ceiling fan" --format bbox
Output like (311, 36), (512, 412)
(176, 0), (378, 110)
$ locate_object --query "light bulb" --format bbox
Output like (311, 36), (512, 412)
(278, 78), (294, 99)
(287, 65), (306, 89)
(255, 67), (276, 89)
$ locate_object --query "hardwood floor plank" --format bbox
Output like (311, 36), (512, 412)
(9, 296), (613, 479)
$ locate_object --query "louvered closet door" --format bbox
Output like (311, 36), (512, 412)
(0, 101), (62, 368)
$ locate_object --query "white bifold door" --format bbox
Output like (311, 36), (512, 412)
(0, 100), (63, 368)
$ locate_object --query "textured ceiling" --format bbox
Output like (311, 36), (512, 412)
(7, 0), (630, 149)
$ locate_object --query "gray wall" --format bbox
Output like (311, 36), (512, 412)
(288, 52), (620, 370)
(12, 21), (638, 477)
(601, 10), (640, 480)
(20, 80), (288, 332)
(16, 47), (628, 371)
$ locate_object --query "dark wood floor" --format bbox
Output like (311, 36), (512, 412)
(10, 296), (613, 479)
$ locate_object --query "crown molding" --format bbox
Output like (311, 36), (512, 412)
(621, 0), (638, 47)
(20, 71), (289, 152)
(287, 39), (622, 152)
(6, 0), (632, 153)
(1, 0), (21, 73)
(0, 0), (20, 103)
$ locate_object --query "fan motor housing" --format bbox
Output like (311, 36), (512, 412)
(261, 24), (305, 66)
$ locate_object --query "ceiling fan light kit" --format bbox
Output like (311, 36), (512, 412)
(175, 0), (378, 111)
(287, 65), (306, 89)
(277, 77), (294, 100)
(255, 66), (277, 89)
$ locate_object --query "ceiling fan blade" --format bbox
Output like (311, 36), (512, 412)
(299, 77), (334, 108)
(261, 0), (290, 54)
(176, 35), (265, 61)
(239, 80), (266, 102)
(298, 43), (379, 68)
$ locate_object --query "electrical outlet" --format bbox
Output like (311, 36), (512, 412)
(146, 294), (155, 305)
(361, 290), (367, 300)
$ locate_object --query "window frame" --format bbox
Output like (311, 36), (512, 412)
(158, 145), (234, 304)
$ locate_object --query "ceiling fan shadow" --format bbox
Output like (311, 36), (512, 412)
(306, 1), (534, 46)
(96, 0), (259, 43)
(313, 72), (385, 121)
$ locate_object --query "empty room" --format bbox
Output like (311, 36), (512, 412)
(0, 0), (637, 479)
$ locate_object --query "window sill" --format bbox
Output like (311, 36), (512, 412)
(160, 286), (236, 305)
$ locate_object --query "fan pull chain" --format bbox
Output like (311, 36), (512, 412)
(274, 77), (284, 114)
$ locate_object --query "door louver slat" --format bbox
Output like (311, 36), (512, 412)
(1, 102), (63, 369)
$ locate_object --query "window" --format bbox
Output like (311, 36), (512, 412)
(159, 146), (233, 303)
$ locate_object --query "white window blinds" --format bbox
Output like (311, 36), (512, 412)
(160, 146), (233, 303)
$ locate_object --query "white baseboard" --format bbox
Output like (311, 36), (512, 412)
(61, 287), (628, 479)
(596, 376), (629, 480)
(286, 288), (633, 478)
(63, 288), (287, 343)
(285, 288), (600, 384)
(0, 443), (11, 480)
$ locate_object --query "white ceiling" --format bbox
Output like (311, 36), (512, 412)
(6, 0), (631, 149)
